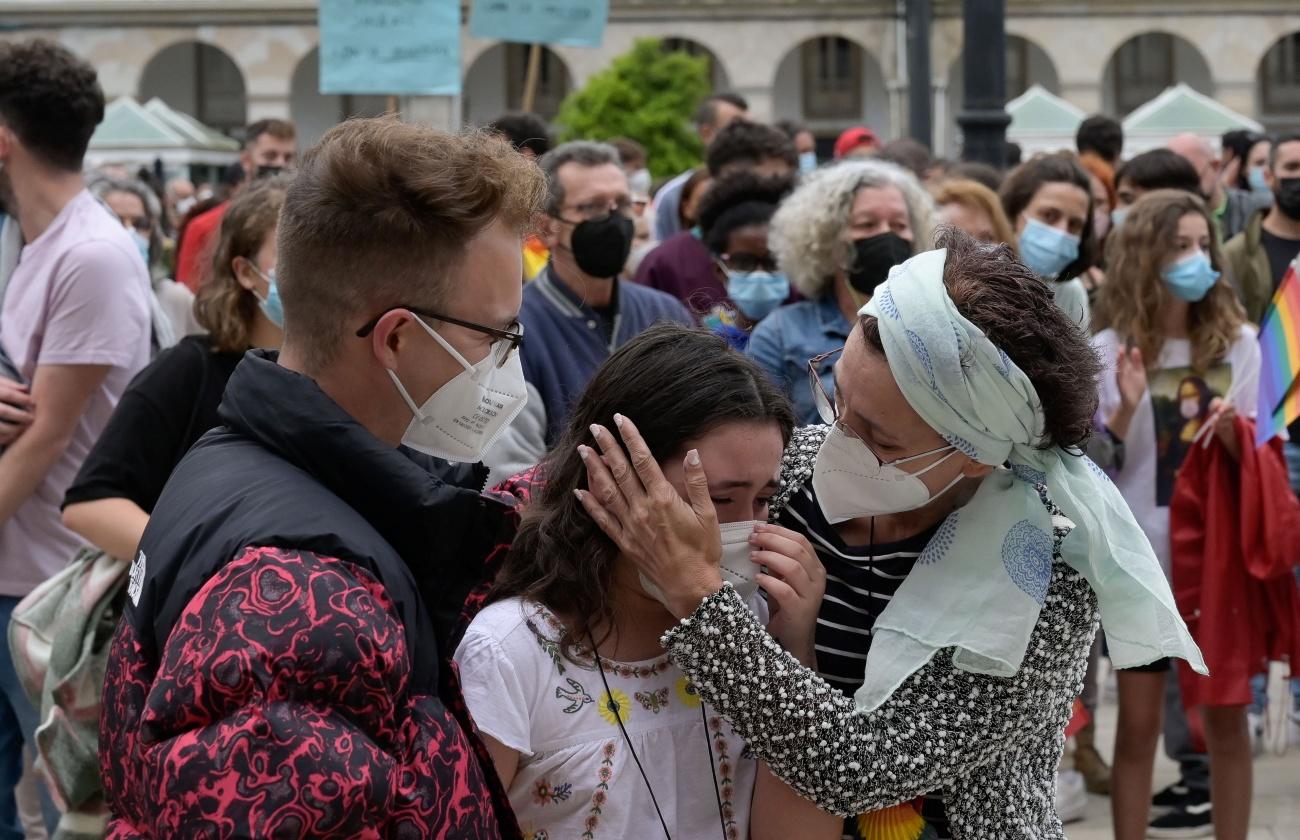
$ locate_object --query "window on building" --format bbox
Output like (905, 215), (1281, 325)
(1112, 33), (1175, 115)
(803, 36), (862, 120)
(1261, 33), (1300, 116)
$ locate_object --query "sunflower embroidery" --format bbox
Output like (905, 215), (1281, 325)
(675, 675), (702, 708)
(596, 688), (632, 726)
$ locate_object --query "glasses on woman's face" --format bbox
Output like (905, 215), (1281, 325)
(718, 252), (779, 274)
(808, 348), (843, 426)
(355, 307), (525, 368)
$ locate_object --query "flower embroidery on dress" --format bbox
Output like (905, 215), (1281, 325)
(581, 742), (617, 840)
(634, 687), (670, 713)
(676, 675), (703, 708)
(532, 778), (573, 806)
(556, 677), (594, 714)
(596, 688), (632, 726)
(525, 616), (567, 675)
(709, 716), (740, 840)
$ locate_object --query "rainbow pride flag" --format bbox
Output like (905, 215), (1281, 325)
(1256, 257), (1300, 448)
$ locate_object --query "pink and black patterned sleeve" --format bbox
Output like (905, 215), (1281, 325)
(102, 546), (503, 839)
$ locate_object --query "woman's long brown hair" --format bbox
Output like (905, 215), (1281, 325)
(1096, 189), (1244, 373)
(491, 324), (795, 663)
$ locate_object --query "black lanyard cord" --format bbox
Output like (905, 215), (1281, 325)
(587, 627), (730, 840)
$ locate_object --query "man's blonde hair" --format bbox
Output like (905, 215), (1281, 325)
(276, 117), (546, 371)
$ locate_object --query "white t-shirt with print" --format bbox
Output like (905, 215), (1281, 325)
(456, 596), (767, 840)
(1094, 324), (1260, 575)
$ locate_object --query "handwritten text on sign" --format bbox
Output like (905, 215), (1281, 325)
(469, 0), (609, 48)
(320, 0), (460, 95)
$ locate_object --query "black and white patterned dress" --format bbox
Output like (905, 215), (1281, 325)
(661, 427), (1100, 839)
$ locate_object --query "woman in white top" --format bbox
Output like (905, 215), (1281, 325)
(1093, 189), (1259, 840)
(456, 324), (840, 840)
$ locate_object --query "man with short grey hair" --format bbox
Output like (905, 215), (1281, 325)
(485, 141), (691, 482)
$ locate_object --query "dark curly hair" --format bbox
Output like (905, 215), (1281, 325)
(861, 229), (1101, 450)
(0, 39), (104, 171)
(492, 323), (796, 662)
(706, 120), (798, 178)
(697, 171), (794, 255)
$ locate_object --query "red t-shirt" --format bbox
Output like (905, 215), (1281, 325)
(175, 202), (228, 291)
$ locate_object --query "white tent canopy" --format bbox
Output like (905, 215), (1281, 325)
(1121, 84), (1264, 157)
(85, 96), (240, 176)
(1005, 84), (1087, 157)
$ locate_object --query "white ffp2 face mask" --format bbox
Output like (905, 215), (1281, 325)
(811, 423), (964, 523)
(639, 520), (762, 606)
(388, 315), (528, 463)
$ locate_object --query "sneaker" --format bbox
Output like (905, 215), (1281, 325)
(1054, 770), (1088, 824)
(1150, 781), (1196, 810)
(1147, 801), (1213, 838)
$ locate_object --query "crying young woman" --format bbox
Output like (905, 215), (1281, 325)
(454, 324), (841, 840)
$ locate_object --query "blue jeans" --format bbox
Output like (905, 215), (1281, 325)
(0, 596), (56, 839)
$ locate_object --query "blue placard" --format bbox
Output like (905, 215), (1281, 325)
(469, 0), (609, 49)
(320, 0), (461, 95)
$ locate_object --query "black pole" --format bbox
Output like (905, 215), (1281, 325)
(956, 0), (1010, 167)
(906, 0), (932, 149)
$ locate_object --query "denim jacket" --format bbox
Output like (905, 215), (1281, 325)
(746, 294), (852, 425)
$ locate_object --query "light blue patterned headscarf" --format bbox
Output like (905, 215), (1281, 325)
(855, 248), (1205, 712)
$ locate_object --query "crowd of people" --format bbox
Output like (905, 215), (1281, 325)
(0, 34), (1297, 840)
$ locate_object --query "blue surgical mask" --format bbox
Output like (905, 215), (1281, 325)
(251, 264), (285, 328)
(1248, 167), (1269, 194)
(726, 269), (789, 322)
(130, 229), (151, 267)
(1111, 207), (1129, 231)
(799, 151), (818, 174)
(1018, 217), (1080, 279)
(1161, 252), (1220, 303)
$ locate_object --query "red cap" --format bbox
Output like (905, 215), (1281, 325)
(833, 126), (880, 159)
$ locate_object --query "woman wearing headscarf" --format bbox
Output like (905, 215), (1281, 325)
(573, 230), (1204, 839)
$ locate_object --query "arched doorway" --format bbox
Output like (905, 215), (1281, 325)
(661, 38), (730, 92)
(772, 36), (890, 145)
(463, 44), (574, 127)
(1101, 32), (1213, 117)
(139, 41), (246, 135)
(944, 34), (1060, 156)
(290, 48), (390, 149)
(1258, 31), (1300, 132)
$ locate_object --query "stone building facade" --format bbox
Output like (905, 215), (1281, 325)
(2, 0), (1297, 153)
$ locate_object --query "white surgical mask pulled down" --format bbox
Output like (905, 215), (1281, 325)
(388, 315), (528, 463)
(640, 520), (762, 605)
(811, 423), (964, 522)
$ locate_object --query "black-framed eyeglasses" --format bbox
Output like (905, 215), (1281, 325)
(355, 306), (525, 368)
(717, 252), (779, 274)
(808, 348), (843, 425)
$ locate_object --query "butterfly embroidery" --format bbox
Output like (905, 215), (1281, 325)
(634, 687), (670, 713)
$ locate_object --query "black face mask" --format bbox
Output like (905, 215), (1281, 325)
(847, 232), (913, 296)
(567, 213), (634, 279)
(1275, 177), (1300, 221)
(255, 164), (286, 180)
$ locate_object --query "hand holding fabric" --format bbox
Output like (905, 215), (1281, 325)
(575, 414), (724, 618)
(751, 523), (826, 667)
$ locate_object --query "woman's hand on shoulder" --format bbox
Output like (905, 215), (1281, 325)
(751, 524), (825, 669)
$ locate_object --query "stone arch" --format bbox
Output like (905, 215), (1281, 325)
(942, 34), (1060, 156)
(660, 37), (731, 92)
(1258, 30), (1300, 132)
(771, 35), (891, 142)
(1101, 31), (1213, 117)
(462, 43), (574, 127)
(139, 40), (247, 134)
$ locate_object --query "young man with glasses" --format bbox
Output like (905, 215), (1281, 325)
(485, 141), (690, 483)
(99, 118), (545, 838)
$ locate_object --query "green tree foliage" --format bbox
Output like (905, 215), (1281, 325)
(555, 38), (711, 179)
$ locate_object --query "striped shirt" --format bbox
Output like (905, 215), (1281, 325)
(772, 425), (949, 838)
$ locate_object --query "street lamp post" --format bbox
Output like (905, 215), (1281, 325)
(906, 0), (932, 150)
(956, 0), (1010, 167)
